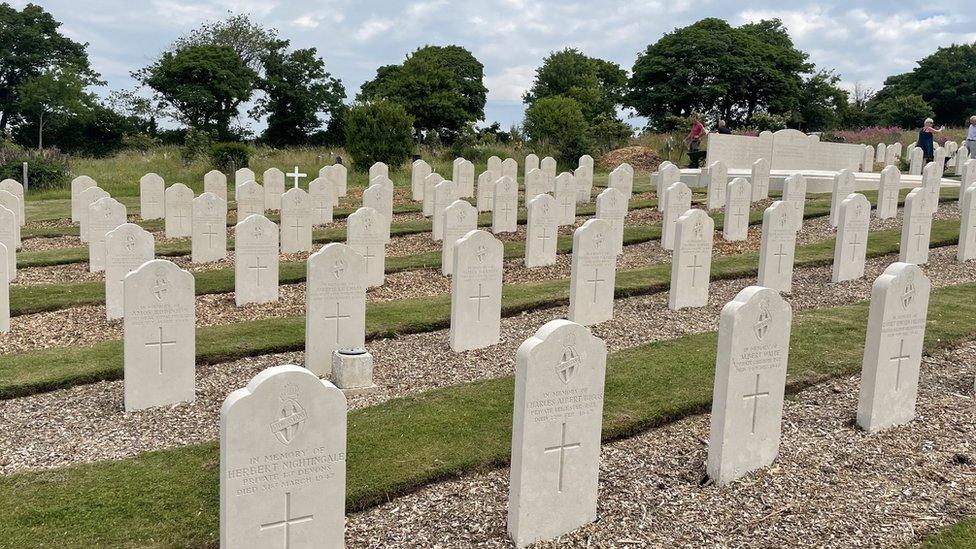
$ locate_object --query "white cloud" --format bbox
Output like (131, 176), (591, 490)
(292, 15), (320, 29)
(484, 65), (535, 102)
(355, 17), (393, 41)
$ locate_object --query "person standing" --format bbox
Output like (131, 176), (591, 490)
(967, 115), (976, 159)
(715, 119), (732, 134)
(686, 116), (706, 168)
(917, 118), (943, 165)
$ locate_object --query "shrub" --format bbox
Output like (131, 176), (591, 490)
(209, 142), (250, 172)
(343, 101), (415, 171)
(523, 96), (593, 164)
(869, 94), (935, 130)
(0, 155), (68, 192)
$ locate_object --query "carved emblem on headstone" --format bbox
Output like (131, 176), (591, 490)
(152, 268), (169, 302)
(476, 244), (487, 263)
(252, 224), (264, 238)
(779, 210), (789, 228)
(455, 208), (466, 223)
(555, 333), (582, 384)
(270, 383), (307, 446)
(332, 258), (346, 280)
(123, 233), (136, 253)
(902, 271), (916, 309)
(206, 195), (216, 213)
(593, 231), (605, 250)
(754, 298), (772, 341)
(693, 218), (704, 240)
(855, 201), (865, 219)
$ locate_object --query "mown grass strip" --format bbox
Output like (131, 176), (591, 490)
(0, 281), (974, 547)
(0, 212), (964, 401)
(921, 519), (976, 548)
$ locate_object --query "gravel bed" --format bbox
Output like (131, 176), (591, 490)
(344, 339), (976, 548)
(0, 246), (973, 475)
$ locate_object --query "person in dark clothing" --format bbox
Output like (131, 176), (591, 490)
(716, 119), (732, 134)
(917, 118), (943, 164)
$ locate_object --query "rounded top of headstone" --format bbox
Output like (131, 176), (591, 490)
(221, 364), (344, 418)
(721, 285), (792, 339)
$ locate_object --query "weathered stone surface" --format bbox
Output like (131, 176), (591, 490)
(856, 262), (930, 433)
(507, 319), (606, 548)
(369, 161), (388, 182)
(661, 181), (692, 250)
(832, 193), (871, 283)
(422, 172), (444, 217)
(595, 188), (627, 255)
(235, 168), (255, 199)
(88, 197), (127, 273)
(164, 183), (194, 238)
(524, 168), (547, 200)
(139, 173), (165, 220)
(191, 192), (228, 263)
(105, 223), (154, 320)
(502, 157), (518, 182)
(703, 161), (728, 210)
(71, 175), (97, 223)
(608, 163), (633, 200)
(263, 168), (286, 211)
(308, 177), (335, 226)
(656, 162), (681, 212)
(568, 218), (616, 326)
(876, 165), (900, 219)
(78, 186), (109, 243)
(553, 172), (577, 226)
(706, 286), (792, 486)
(279, 188), (313, 254)
(476, 171), (494, 212)
(452, 158), (475, 197)
(0, 206), (16, 281)
(750, 158), (770, 202)
(441, 199), (478, 276)
(575, 155), (594, 203)
(540, 157), (557, 192)
(782, 173), (807, 229)
(450, 229), (503, 352)
(305, 243), (367, 376)
(412, 159), (433, 201)
(898, 188), (932, 265)
(669, 209), (713, 310)
(432, 180), (458, 241)
(525, 194), (559, 268)
(722, 178), (751, 241)
(362, 183), (393, 231)
(235, 215), (279, 306)
(829, 169), (855, 228)
(0, 243), (7, 332)
(492, 176), (519, 234)
(237, 181), (265, 221)
(204, 170), (227, 201)
(757, 201), (800, 292)
(346, 206), (387, 288)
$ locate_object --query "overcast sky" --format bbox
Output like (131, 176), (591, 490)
(21, 0), (976, 130)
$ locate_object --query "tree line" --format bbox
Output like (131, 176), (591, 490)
(2, 5), (975, 167)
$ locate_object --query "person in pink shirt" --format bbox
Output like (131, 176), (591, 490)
(686, 116), (706, 168)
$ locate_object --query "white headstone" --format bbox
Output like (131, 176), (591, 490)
(876, 142), (886, 164)
(105, 223), (154, 320)
(757, 201), (800, 292)
(369, 161), (389, 182)
(441, 199), (478, 276)
(235, 214), (279, 306)
(164, 183), (193, 238)
(525, 194), (559, 268)
(524, 168), (547, 200)
(502, 157), (518, 182)
(829, 169), (855, 228)
(876, 165), (900, 219)
(204, 170), (228, 201)
(862, 144), (875, 173)
(962, 159), (976, 195)
(346, 206), (386, 288)
(884, 143), (898, 166)
(476, 171), (494, 212)
(781, 173), (807, 229)
(326, 164), (348, 198)
(308, 177), (335, 226)
(305, 243), (366, 376)
(432, 180), (458, 241)
(123, 259), (195, 411)
(0, 243), (7, 332)
(656, 161), (681, 212)
(263, 168), (286, 211)
(958, 185), (976, 261)
(507, 319), (606, 547)
(669, 209), (713, 310)
(0, 190), (21, 233)
(280, 188), (313, 254)
(191, 192), (227, 263)
(88, 196), (127, 273)
(832, 193), (870, 283)
(540, 156), (557, 192)
(722, 178), (751, 241)
(71, 175), (96, 223)
(492, 176), (519, 234)
(236, 180), (265, 221)
(575, 154), (594, 203)
(0, 179), (24, 226)
(568, 218), (616, 326)
(422, 172), (444, 217)
(411, 159), (432, 201)
(920, 161), (941, 215)
(898, 188), (932, 265)
(525, 153), (540, 174)
(139, 173), (165, 220)
(750, 158), (770, 202)
(362, 183), (393, 232)
(235, 168), (255, 199)
(487, 156), (503, 182)
(908, 147), (923, 175)
(78, 186), (109, 243)
(706, 286), (791, 486)
(608, 163), (633, 200)
(0, 206), (16, 281)
(553, 172), (577, 226)
(220, 365), (346, 549)
(855, 263), (930, 432)
(450, 229), (503, 352)
(595, 187), (627, 255)
(704, 161), (728, 210)
(661, 181), (692, 250)
(453, 158), (475, 197)
(954, 145), (969, 176)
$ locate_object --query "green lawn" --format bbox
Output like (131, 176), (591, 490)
(0, 212), (964, 401)
(921, 519), (976, 548)
(0, 280), (974, 547)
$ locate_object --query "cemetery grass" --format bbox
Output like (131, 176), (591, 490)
(923, 518), (976, 548)
(1, 281), (976, 547)
(0, 212), (966, 401)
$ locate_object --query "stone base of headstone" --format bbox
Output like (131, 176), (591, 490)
(331, 348), (377, 393)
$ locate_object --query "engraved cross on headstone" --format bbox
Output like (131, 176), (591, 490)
(742, 373), (770, 435)
(586, 268), (604, 302)
(174, 208), (189, 231)
(543, 422), (581, 493)
(913, 225), (927, 251)
(249, 257), (268, 285)
(203, 223), (219, 247)
(889, 338), (912, 391)
(323, 301), (350, 342)
(687, 254), (704, 287)
(468, 283), (491, 321)
(538, 226), (552, 249)
(145, 326), (177, 375)
(259, 491), (314, 549)
(773, 243), (788, 274)
(849, 231), (863, 261)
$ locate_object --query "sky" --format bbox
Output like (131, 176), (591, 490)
(21, 0), (976, 131)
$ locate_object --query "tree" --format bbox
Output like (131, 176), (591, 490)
(343, 101), (415, 170)
(792, 70), (849, 132)
(868, 94), (935, 129)
(13, 100), (138, 157)
(523, 48), (628, 122)
(142, 44), (257, 140)
(523, 96), (592, 163)
(16, 68), (92, 149)
(627, 18), (811, 129)
(358, 45), (487, 141)
(253, 44), (346, 147)
(588, 114), (632, 151)
(0, 3), (99, 131)
(162, 12), (277, 75)
(871, 43), (976, 124)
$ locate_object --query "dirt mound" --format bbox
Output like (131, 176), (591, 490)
(599, 146), (662, 172)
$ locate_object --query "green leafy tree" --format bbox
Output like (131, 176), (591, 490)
(142, 44), (257, 140)
(792, 70), (849, 131)
(523, 96), (593, 163)
(344, 101), (415, 170)
(0, 3), (99, 131)
(358, 45), (487, 141)
(523, 48), (627, 121)
(871, 43), (976, 123)
(253, 44), (346, 146)
(628, 18), (811, 129)
(868, 94), (935, 129)
(587, 114), (633, 151)
(16, 68), (93, 149)
(165, 12), (277, 75)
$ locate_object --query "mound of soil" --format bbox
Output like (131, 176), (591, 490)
(599, 146), (662, 172)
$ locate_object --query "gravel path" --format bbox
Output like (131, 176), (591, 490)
(344, 338), (976, 548)
(1, 245), (973, 475)
(1, 201), (961, 356)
